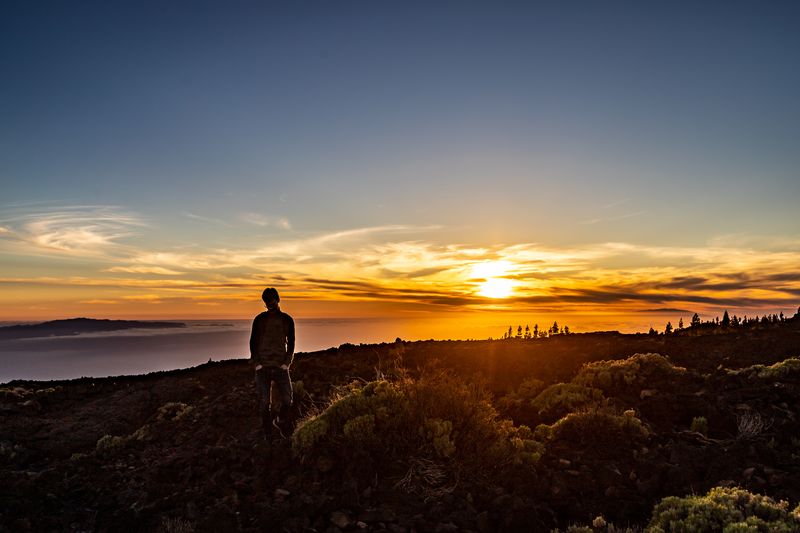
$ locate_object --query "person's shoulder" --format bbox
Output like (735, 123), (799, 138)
(253, 312), (268, 322)
(281, 311), (294, 323)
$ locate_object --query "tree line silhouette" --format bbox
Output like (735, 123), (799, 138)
(498, 307), (800, 340)
(499, 321), (571, 340)
(651, 307), (800, 336)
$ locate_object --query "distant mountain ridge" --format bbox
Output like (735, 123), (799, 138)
(0, 318), (186, 341)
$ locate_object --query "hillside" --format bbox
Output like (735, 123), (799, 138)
(2, 323), (800, 531)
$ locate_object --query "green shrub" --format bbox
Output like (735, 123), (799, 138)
(574, 353), (685, 395)
(530, 383), (606, 423)
(507, 423), (544, 464)
(156, 402), (193, 422)
(292, 375), (544, 481)
(496, 377), (546, 412)
(343, 414), (376, 445)
(728, 358), (800, 381)
(96, 434), (127, 454)
(292, 379), (406, 457)
(538, 411), (649, 449)
(691, 416), (709, 436)
(647, 486), (800, 532)
(419, 418), (456, 458)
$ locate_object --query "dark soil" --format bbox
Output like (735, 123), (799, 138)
(2, 321), (799, 532)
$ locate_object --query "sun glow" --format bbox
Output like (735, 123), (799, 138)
(478, 277), (515, 298)
(473, 261), (516, 298)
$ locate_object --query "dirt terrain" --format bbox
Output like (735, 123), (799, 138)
(2, 320), (799, 532)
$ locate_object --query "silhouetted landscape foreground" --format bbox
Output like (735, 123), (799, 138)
(3, 315), (800, 532)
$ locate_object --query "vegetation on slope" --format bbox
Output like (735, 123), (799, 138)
(2, 323), (800, 531)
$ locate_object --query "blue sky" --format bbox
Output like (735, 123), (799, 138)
(1, 1), (798, 326)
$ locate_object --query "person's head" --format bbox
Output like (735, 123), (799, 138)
(261, 287), (280, 310)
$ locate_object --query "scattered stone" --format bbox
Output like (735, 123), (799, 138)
(359, 508), (396, 523)
(330, 511), (351, 529)
(476, 511), (491, 533)
(21, 400), (42, 411)
(317, 455), (335, 473)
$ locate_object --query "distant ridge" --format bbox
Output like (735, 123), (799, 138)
(0, 318), (185, 341)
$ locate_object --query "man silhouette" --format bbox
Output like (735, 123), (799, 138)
(250, 287), (295, 441)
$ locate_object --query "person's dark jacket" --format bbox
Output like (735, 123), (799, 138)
(249, 310), (295, 368)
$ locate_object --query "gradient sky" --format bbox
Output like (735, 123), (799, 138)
(1, 2), (799, 333)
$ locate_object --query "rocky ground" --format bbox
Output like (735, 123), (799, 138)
(1, 322), (799, 532)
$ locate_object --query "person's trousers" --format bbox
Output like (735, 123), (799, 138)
(254, 366), (293, 419)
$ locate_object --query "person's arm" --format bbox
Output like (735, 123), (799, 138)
(284, 315), (295, 368)
(249, 316), (260, 367)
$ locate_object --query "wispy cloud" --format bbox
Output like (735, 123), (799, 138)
(602, 198), (630, 209)
(240, 212), (291, 230)
(0, 206), (144, 254)
(182, 212), (231, 227)
(106, 266), (183, 275)
(581, 211), (645, 225)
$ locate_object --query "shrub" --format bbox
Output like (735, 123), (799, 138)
(292, 379), (406, 457)
(343, 414), (376, 445)
(728, 358), (800, 381)
(159, 517), (195, 533)
(574, 353), (685, 395)
(690, 416), (708, 436)
(156, 402), (193, 422)
(647, 486), (800, 532)
(537, 411), (649, 449)
(496, 377), (546, 412)
(292, 375), (544, 482)
(736, 411), (771, 440)
(419, 418), (456, 458)
(96, 434), (127, 454)
(529, 383), (606, 424)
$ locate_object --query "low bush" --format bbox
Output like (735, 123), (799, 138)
(292, 374), (543, 483)
(495, 376), (546, 415)
(156, 402), (194, 423)
(647, 486), (800, 532)
(690, 416), (708, 436)
(727, 357), (800, 381)
(529, 383), (606, 424)
(95, 434), (127, 455)
(573, 353), (686, 396)
(536, 411), (649, 449)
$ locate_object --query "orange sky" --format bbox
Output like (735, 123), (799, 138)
(1, 214), (798, 336)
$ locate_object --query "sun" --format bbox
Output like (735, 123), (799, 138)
(478, 277), (515, 298)
(472, 261), (516, 298)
